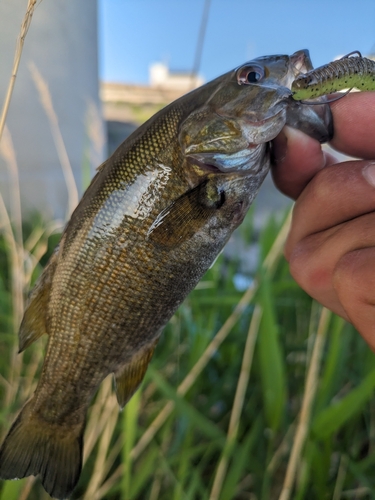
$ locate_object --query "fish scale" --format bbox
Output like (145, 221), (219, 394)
(0, 50), (333, 499)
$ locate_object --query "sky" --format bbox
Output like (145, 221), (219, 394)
(98, 0), (375, 85)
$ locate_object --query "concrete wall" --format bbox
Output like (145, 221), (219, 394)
(0, 0), (105, 220)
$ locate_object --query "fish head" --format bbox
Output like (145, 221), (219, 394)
(179, 49), (333, 174)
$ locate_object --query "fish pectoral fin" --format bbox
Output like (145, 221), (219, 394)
(147, 179), (224, 248)
(114, 339), (159, 409)
(19, 247), (59, 353)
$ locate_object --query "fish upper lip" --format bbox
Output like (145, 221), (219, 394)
(243, 107), (285, 126)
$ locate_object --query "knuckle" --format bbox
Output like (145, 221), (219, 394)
(334, 249), (373, 299)
(306, 162), (363, 208)
(288, 237), (332, 295)
(305, 165), (338, 205)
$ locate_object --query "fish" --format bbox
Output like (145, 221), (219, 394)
(0, 49), (332, 499)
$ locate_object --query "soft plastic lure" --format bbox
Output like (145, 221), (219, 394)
(292, 51), (375, 101)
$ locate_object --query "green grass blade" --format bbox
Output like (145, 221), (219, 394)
(315, 315), (347, 413)
(347, 460), (375, 499)
(129, 445), (159, 498)
(147, 366), (225, 443)
(304, 439), (332, 499)
(173, 425), (193, 500)
(220, 416), (263, 500)
(0, 478), (23, 500)
(312, 368), (375, 439)
(256, 271), (286, 432)
(121, 388), (141, 499)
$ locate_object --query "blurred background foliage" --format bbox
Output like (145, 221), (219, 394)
(1, 207), (375, 499)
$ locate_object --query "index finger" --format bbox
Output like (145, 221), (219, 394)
(271, 127), (337, 199)
(271, 92), (375, 199)
(330, 91), (375, 158)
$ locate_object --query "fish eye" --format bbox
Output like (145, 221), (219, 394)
(237, 65), (265, 85)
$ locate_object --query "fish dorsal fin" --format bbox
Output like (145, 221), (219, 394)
(147, 179), (225, 248)
(114, 339), (158, 409)
(18, 248), (59, 353)
(96, 159), (107, 172)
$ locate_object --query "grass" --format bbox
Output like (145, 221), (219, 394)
(1, 206), (375, 499)
(0, 0), (38, 141)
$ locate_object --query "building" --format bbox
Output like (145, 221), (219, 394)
(101, 63), (204, 155)
(0, 0), (105, 221)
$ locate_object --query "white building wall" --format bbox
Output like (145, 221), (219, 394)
(0, 0), (105, 220)
(149, 62), (204, 91)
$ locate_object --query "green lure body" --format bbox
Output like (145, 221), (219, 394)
(292, 55), (375, 100)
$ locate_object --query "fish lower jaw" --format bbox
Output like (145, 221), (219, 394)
(187, 156), (222, 174)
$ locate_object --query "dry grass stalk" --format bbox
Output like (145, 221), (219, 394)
(29, 62), (79, 218)
(0, 125), (52, 415)
(278, 306), (331, 500)
(85, 98), (106, 175)
(19, 343), (45, 402)
(84, 397), (119, 500)
(0, 126), (24, 330)
(263, 209), (292, 277)
(149, 471), (163, 500)
(96, 209), (292, 497)
(266, 423), (295, 475)
(83, 376), (114, 462)
(23, 220), (63, 285)
(0, 161), (25, 407)
(209, 304), (262, 500)
(332, 454), (348, 500)
(0, 0), (38, 142)
(341, 486), (371, 498)
(0, 126), (23, 251)
(98, 436), (123, 489)
(18, 476), (36, 500)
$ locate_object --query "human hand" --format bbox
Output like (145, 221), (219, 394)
(271, 92), (375, 350)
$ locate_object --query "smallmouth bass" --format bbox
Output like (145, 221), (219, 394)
(0, 50), (332, 499)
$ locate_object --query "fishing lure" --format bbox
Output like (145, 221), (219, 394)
(292, 51), (375, 101)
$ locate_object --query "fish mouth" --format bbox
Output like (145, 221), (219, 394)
(240, 107), (288, 147)
(187, 157), (222, 173)
(187, 142), (267, 174)
(242, 107), (287, 128)
(185, 105), (287, 174)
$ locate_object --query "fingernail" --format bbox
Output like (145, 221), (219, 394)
(362, 162), (375, 187)
(271, 130), (288, 165)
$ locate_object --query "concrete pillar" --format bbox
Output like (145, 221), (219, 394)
(0, 0), (105, 220)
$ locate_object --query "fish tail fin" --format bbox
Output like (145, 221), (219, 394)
(0, 400), (84, 499)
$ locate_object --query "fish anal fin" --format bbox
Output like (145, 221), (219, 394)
(147, 180), (224, 248)
(19, 248), (59, 353)
(114, 339), (158, 409)
(0, 399), (84, 499)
